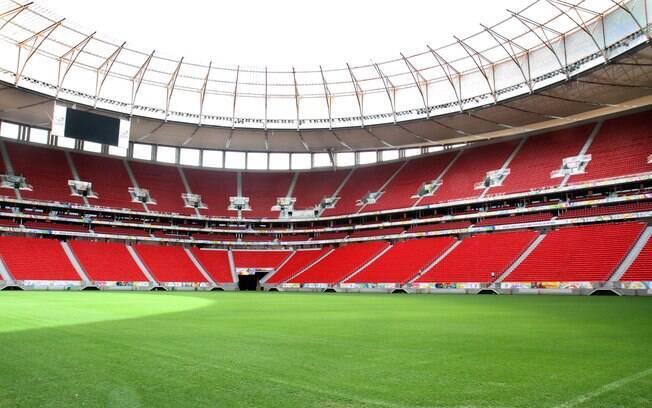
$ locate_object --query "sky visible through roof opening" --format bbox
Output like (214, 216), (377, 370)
(42, 0), (528, 69)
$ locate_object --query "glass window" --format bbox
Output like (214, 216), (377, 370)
(156, 145), (177, 164)
(0, 122), (18, 139)
(313, 153), (331, 168)
(404, 148), (420, 158)
(132, 143), (152, 160)
(269, 153), (290, 170)
(108, 145), (127, 157)
(30, 128), (49, 144)
(83, 141), (102, 153)
(202, 150), (223, 168)
(179, 148), (200, 166)
(381, 149), (399, 161)
(291, 153), (311, 170)
(427, 146), (444, 153)
(359, 151), (377, 165)
(336, 152), (354, 167)
(247, 152), (268, 170)
(225, 151), (246, 169)
(57, 135), (75, 149)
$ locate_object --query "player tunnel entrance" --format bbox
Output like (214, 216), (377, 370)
(232, 250), (292, 291)
(237, 271), (268, 291)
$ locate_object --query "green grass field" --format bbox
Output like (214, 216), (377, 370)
(0, 292), (650, 408)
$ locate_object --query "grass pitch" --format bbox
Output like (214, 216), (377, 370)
(0, 292), (650, 408)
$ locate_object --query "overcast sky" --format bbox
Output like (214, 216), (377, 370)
(41, 0), (529, 69)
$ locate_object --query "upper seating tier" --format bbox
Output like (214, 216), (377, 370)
(5, 143), (83, 204)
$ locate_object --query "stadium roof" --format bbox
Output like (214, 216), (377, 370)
(0, 0), (651, 152)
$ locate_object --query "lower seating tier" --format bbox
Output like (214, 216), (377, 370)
(346, 237), (456, 284)
(505, 222), (645, 282)
(618, 233), (652, 282)
(189, 248), (234, 283)
(0, 236), (80, 281)
(266, 248), (331, 284)
(289, 241), (389, 284)
(416, 230), (539, 283)
(69, 240), (148, 282)
(133, 244), (207, 283)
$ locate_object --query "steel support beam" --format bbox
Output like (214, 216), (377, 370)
(231, 65), (239, 128)
(130, 50), (155, 114)
(609, 0), (650, 40)
(346, 63), (364, 127)
(264, 66), (268, 130)
(292, 66), (300, 130)
(56, 31), (95, 98)
(372, 61), (397, 123)
(481, 24), (532, 92)
(15, 19), (64, 85)
(198, 61), (211, 125)
(454, 35), (496, 102)
(400, 53), (429, 116)
(426, 46), (462, 111)
(94, 41), (125, 107)
(508, 10), (569, 79)
(546, 0), (608, 62)
(319, 65), (333, 129)
(0, 2), (32, 33)
(165, 57), (184, 120)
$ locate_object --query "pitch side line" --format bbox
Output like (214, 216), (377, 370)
(554, 367), (652, 408)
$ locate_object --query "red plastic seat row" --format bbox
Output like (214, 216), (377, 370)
(621, 235), (652, 281)
(416, 230), (538, 283)
(347, 237), (456, 284)
(290, 241), (389, 284)
(506, 222), (645, 282)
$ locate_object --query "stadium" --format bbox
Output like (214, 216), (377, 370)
(0, 0), (651, 406)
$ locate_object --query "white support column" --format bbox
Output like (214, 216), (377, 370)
(126, 245), (158, 286)
(286, 172), (300, 198)
(493, 233), (547, 286)
(184, 247), (217, 286)
(178, 167), (201, 216)
(0, 255), (15, 285)
(64, 151), (89, 206)
(316, 168), (355, 217)
(357, 159), (409, 213)
(61, 241), (91, 285)
(123, 159), (149, 212)
(480, 137), (528, 198)
(413, 150), (463, 207)
(236, 172), (243, 219)
(559, 121), (602, 187)
(227, 249), (238, 284)
(609, 226), (652, 282)
(0, 140), (20, 200)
